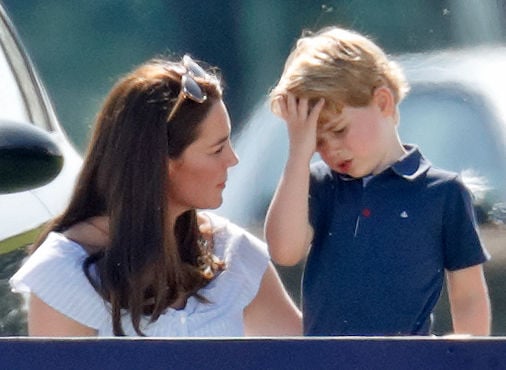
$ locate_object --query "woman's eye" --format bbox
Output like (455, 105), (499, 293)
(214, 146), (224, 154)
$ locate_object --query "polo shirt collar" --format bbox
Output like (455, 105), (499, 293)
(335, 144), (431, 182)
(390, 144), (431, 180)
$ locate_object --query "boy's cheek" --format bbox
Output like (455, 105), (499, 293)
(317, 150), (334, 169)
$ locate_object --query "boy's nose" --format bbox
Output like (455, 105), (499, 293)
(319, 140), (343, 157)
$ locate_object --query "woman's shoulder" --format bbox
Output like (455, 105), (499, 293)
(196, 212), (270, 314)
(200, 211), (269, 266)
(10, 231), (109, 330)
(32, 231), (89, 262)
(11, 232), (89, 289)
(62, 217), (109, 255)
(201, 212), (264, 246)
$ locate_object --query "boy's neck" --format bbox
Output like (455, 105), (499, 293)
(372, 140), (407, 175)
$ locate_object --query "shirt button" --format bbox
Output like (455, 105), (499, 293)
(362, 208), (371, 217)
(180, 314), (187, 324)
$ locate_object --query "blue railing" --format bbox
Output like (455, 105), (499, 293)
(1, 337), (505, 369)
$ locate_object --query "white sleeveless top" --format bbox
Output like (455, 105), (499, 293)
(10, 212), (269, 337)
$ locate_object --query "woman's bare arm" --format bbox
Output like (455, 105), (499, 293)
(28, 294), (97, 336)
(243, 263), (302, 336)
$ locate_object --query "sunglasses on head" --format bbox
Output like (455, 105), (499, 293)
(167, 55), (210, 122)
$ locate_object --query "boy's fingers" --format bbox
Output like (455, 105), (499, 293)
(297, 97), (309, 118)
(273, 94), (323, 132)
(272, 95), (288, 118)
(286, 93), (298, 117)
(308, 98), (325, 122)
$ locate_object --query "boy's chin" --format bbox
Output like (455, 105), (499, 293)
(332, 167), (363, 179)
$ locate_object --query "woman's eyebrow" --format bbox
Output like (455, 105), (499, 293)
(209, 135), (229, 147)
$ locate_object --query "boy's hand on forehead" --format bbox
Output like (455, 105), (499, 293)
(272, 93), (325, 160)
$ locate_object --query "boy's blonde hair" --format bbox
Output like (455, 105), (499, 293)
(270, 26), (409, 122)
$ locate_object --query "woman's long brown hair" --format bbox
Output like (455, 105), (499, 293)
(32, 57), (223, 335)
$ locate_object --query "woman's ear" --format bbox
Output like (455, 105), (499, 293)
(373, 86), (396, 118)
(167, 158), (176, 176)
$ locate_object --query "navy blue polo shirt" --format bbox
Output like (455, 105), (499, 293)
(303, 145), (489, 336)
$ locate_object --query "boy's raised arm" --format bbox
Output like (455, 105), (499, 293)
(265, 150), (314, 265)
(265, 95), (324, 266)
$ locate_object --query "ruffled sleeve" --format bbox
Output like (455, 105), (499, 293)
(10, 217), (272, 337)
(9, 232), (110, 330)
(205, 213), (270, 309)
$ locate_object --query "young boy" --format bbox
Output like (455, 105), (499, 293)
(265, 26), (491, 336)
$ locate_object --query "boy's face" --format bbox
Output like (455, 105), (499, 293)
(316, 93), (398, 178)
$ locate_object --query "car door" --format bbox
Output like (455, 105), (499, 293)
(0, 4), (82, 335)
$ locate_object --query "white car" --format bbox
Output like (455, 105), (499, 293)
(0, 4), (82, 334)
(218, 46), (506, 335)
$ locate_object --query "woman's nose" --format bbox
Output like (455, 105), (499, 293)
(227, 145), (239, 167)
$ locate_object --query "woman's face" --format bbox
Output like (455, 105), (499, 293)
(167, 100), (238, 214)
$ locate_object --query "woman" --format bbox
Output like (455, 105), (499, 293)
(10, 55), (302, 336)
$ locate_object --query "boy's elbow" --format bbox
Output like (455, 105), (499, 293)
(265, 225), (311, 266)
(270, 253), (300, 267)
(267, 242), (304, 266)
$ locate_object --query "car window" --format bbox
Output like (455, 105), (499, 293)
(0, 8), (55, 131)
(399, 85), (506, 202)
(0, 41), (29, 122)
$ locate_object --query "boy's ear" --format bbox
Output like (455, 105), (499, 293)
(373, 86), (396, 117)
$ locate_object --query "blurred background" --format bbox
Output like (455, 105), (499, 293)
(4, 0), (505, 152)
(2, 0), (506, 335)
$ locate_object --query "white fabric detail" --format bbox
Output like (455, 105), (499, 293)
(9, 212), (269, 337)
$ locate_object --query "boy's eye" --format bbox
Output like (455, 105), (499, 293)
(214, 145), (225, 154)
(332, 127), (346, 135)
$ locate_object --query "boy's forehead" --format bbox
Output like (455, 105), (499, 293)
(318, 114), (343, 132)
